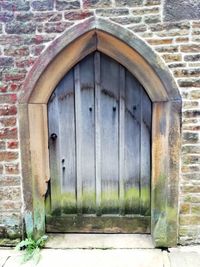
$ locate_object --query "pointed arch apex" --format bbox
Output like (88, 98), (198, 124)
(19, 16), (181, 104)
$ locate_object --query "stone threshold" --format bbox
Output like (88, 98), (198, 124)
(45, 234), (154, 249)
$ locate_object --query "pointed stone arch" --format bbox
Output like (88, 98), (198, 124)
(19, 17), (181, 247)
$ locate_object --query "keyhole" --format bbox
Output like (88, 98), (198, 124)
(51, 133), (57, 140)
(62, 166), (66, 187)
(113, 107), (116, 112)
(89, 107), (92, 112)
(133, 106), (137, 111)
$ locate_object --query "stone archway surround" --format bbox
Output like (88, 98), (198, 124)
(19, 17), (181, 247)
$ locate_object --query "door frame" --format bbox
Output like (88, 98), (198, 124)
(18, 17), (181, 247)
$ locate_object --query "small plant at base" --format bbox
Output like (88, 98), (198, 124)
(15, 235), (48, 265)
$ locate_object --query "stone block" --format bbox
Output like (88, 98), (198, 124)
(182, 132), (199, 143)
(180, 44), (200, 53)
(168, 63), (186, 68)
(182, 155), (200, 165)
(31, 0), (54, 11)
(191, 206), (200, 215)
(115, 0), (143, 7)
(0, 0), (30, 11)
(180, 215), (200, 225)
(180, 203), (190, 214)
(64, 10), (94, 20)
(0, 176), (20, 187)
(0, 187), (21, 201)
(184, 54), (200, 62)
(147, 38), (173, 45)
(182, 173), (200, 184)
(162, 53), (182, 63)
(44, 21), (74, 33)
(5, 21), (36, 34)
(95, 8), (129, 17)
(56, 0), (80, 11)
(164, 0), (200, 21)
(15, 12), (33, 22)
(144, 15), (160, 24)
(178, 79), (200, 88)
(83, 0), (112, 8)
(110, 16), (142, 25)
(0, 57), (14, 67)
(174, 69), (200, 78)
(155, 46), (178, 53)
(128, 24), (147, 33)
(131, 7), (159, 15)
(0, 12), (14, 22)
(145, 0), (160, 5)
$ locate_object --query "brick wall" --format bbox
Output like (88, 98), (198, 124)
(0, 0), (199, 245)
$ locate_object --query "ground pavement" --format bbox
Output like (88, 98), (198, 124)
(0, 234), (200, 267)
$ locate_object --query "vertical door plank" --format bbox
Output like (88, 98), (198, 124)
(74, 65), (82, 214)
(119, 66), (125, 215)
(124, 71), (141, 214)
(79, 54), (95, 214)
(100, 54), (119, 214)
(48, 93), (61, 215)
(140, 90), (151, 215)
(56, 70), (76, 214)
(94, 52), (101, 214)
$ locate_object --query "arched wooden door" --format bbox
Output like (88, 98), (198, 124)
(45, 52), (152, 233)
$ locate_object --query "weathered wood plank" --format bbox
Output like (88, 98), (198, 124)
(48, 95), (61, 215)
(46, 215), (150, 233)
(100, 54), (120, 214)
(94, 52), (101, 214)
(79, 54), (95, 213)
(124, 71), (141, 214)
(119, 66), (125, 215)
(55, 70), (76, 214)
(140, 90), (151, 215)
(75, 65), (82, 214)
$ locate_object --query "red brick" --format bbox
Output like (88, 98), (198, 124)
(0, 105), (17, 116)
(9, 83), (21, 92)
(0, 86), (8, 93)
(0, 128), (17, 139)
(30, 45), (45, 56)
(7, 141), (18, 149)
(5, 163), (19, 175)
(64, 10), (94, 20)
(0, 117), (16, 127)
(16, 58), (35, 68)
(0, 94), (17, 104)
(0, 151), (18, 161)
(3, 72), (26, 82)
(44, 21), (73, 33)
(4, 46), (29, 57)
